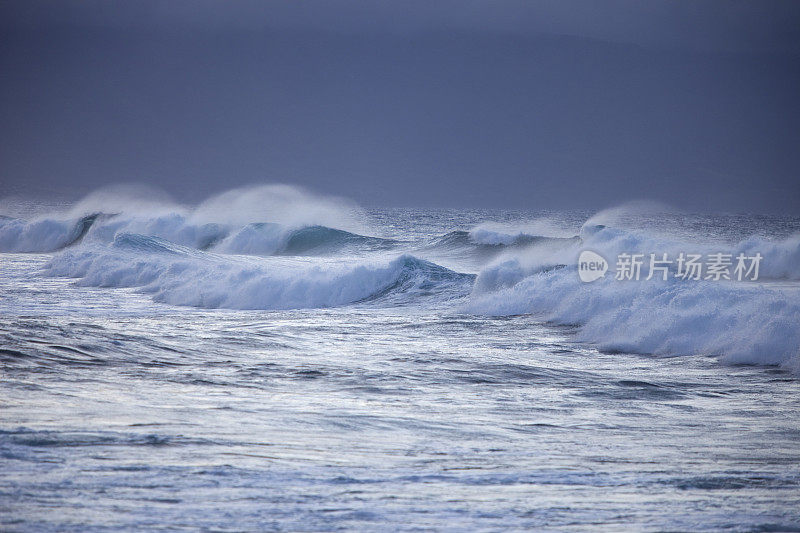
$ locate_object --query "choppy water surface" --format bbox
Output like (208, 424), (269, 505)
(2, 195), (800, 531)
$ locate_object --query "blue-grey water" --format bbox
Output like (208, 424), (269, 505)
(2, 196), (800, 531)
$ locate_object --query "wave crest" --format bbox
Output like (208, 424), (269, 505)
(467, 223), (800, 373)
(45, 245), (471, 310)
(214, 223), (397, 256)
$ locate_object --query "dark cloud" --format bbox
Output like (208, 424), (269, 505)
(5, 0), (800, 52)
(1, 1), (799, 212)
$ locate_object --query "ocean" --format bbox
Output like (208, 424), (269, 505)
(1, 186), (800, 531)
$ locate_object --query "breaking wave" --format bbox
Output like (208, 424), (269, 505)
(44, 237), (472, 310)
(0, 213), (103, 252)
(3, 188), (799, 375)
(0, 184), (382, 255)
(467, 218), (800, 373)
(0, 214), (396, 257)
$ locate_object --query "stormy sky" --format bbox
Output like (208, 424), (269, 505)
(1, 0), (799, 212)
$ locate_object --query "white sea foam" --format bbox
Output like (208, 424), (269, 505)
(467, 217), (800, 373)
(734, 234), (800, 281)
(0, 184), (368, 254)
(212, 223), (286, 255)
(5, 192), (800, 373)
(44, 234), (467, 310)
(0, 217), (74, 252)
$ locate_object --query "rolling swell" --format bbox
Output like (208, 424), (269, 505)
(45, 242), (472, 310)
(210, 223), (398, 256)
(426, 230), (578, 257)
(0, 212), (396, 257)
(112, 232), (200, 256)
(355, 255), (475, 305)
(278, 225), (398, 255)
